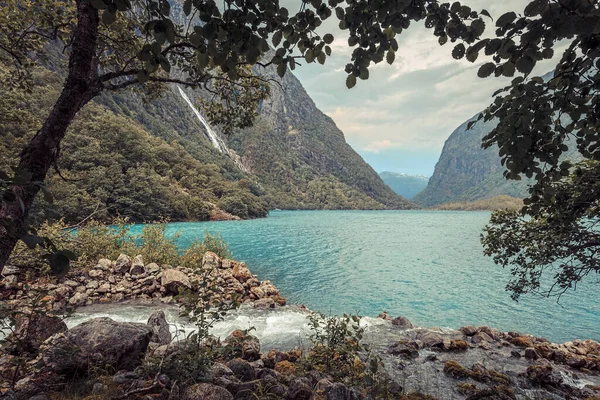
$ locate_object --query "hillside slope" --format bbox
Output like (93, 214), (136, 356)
(379, 172), (429, 200)
(412, 115), (532, 207)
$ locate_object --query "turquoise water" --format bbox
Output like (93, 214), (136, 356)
(131, 210), (599, 343)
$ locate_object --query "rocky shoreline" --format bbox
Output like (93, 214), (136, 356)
(1, 253), (600, 399)
(1, 252), (286, 311)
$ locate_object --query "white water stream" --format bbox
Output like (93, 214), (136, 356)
(65, 302), (389, 351)
(177, 86), (225, 153)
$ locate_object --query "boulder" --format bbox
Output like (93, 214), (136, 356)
(253, 298), (275, 309)
(88, 269), (103, 279)
(147, 311), (171, 345)
(286, 377), (313, 400)
(326, 382), (362, 400)
(391, 316), (414, 329)
(95, 259), (112, 271)
(114, 254), (131, 274)
(1, 265), (20, 275)
(416, 330), (444, 348)
(202, 252), (221, 270)
(8, 314), (67, 353)
(377, 311), (392, 320)
(184, 383), (233, 400)
(97, 282), (111, 294)
(233, 263), (252, 282)
(227, 358), (255, 382)
(460, 325), (477, 336)
(38, 317), (152, 374)
(130, 255), (145, 275)
(68, 292), (88, 306)
(224, 330), (261, 362)
(146, 263), (160, 274)
(388, 340), (419, 359)
(161, 269), (191, 294)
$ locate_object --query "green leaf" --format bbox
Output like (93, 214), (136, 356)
(159, 57), (171, 73)
(272, 31), (282, 47)
(478, 62), (496, 78)
(516, 55), (535, 75)
(21, 234), (42, 250)
(496, 11), (516, 28)
(183, 0), (192, 15)
(323, 33), (334, 44)
(359, 68), (369, 80)
(317, 52), (326, 65)
(480, 9), (492, 19)
(0, 170), (9, 181)
(501, 61), (516, 77)
(102, 10), (117, 25)
(277, 63), (286, 78)
(305, 49), (315, 63)
(46, 252), (71, 277)
(91, 0), (107, 10)
(346, 74), (356, 89)
(452, 43), (465, 59)
(386, 49), (395, 65)
(137, 69), (150, 83)
(438, 35), (448, 46)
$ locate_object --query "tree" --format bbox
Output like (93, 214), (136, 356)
(0, 0), (489, 270)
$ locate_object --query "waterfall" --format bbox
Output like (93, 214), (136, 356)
(177, 86), (226, 152)
(177, 86), (248, 172)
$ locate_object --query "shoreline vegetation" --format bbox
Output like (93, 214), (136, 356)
(1, 221), (599, 399)
(432, 195), (524, 211)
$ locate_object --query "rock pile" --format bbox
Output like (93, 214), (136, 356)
(2, 252), (286, 311)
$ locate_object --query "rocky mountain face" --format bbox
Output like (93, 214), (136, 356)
(412, 115), (531, 207)
(379, 172), (429, 200)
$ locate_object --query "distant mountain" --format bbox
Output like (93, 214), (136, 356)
(379, 172), (429, 200)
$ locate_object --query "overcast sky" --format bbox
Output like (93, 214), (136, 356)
(282, 0), (562, 176)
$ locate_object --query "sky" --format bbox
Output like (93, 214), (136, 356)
(282, 0), (563, 176)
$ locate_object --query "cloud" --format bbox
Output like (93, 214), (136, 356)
(283, 0), (565, 173)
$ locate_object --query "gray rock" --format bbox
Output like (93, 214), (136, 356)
(146, 262), (160, 274)
(227, 358), (255, 382)
(388, 340), (420, 359)
(286, 377), (313, 400)
(202, 252), (221, 270)
(97, 282), (111, 294)
(88, 269), (104, 279)
(86, 280), (99, 290)
(2, 265), (20, 275)
(95, 259), (112, 271)
(253, 298), (275, 309)
(147, 311), (171, 345)
(130, 255), (146, 275)
(391, 316), (414, 329)
(39, 317), (152, 374)
(326, 382), (361, 400)
(68, 292), (88, 306)
(161, 269), (191, 294)
(114, 254), (131, 274)
(4, 274), (18, 289)
(183, 383), (233, 400)
(224, 331), (261, 361)
(8, 313), (67, 353)
(460, 325), (477, 336)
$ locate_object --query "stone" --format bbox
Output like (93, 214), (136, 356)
(68, 292), (88, 306)
(183, 383), (233, 400)
(147, 311), (171, 345)
(391, 316), (414, 329)
(146, 263), (160, 274)
(524, 347), (539, 360)
(86, 280), (99, 290)
(4, 275), (18, 289)
(253, 298), (275, 309)
(286, 378), (313, 400)
(96, 259), (112, 271)
(97, 282), (111, 294)
(472, 331), (493, 345)
(161, 269), (191, 294)
(130, 255), (145, 275)
(1, 265), (20, 275)
(227, 358), (255, 382)
(88, 269), (104, 279)
(259, 280), (278, 296)
(326, 382), (361, 400)
(233, 263), (252, 281)
(416, 331), (444, 348)
(221, 259), (233, 269)
(207, 363), (234, 381)
(460, 325), (477, 336)
(224, 331), (261, 361)
(202, 252), (221, 270)
(377, 311), (393, 320)
(388, 340), (419, 359)
(39, 317), (152, 374)
(8, 313), (67, 353)
(114, 254), (131, 274)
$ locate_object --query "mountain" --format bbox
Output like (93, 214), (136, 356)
(1, 47), (413, 225)
(379, 172), (429, 200)
(411, 114), (532, 207)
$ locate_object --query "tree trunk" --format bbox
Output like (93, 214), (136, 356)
(0, 0), (101, 269)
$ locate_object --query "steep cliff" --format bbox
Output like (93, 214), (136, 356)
(379, 172), (429, 200)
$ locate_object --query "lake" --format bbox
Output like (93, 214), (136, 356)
(129, 210), (599, 343)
